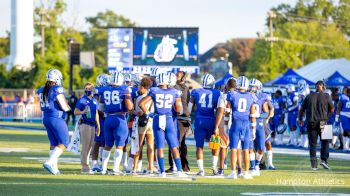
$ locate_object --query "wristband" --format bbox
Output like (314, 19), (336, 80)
(224, 116), (230, 121)
(251, 122), (257, 127)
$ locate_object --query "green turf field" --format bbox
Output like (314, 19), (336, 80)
(0, 128), (349, 195)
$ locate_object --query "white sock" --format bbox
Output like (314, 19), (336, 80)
(113, 149), (123, 172)
(101, 150), (111, 172)
(137, 160), (143, 172)
(197, 159), (204, 171)
(249, 153), (255, 162)
(49, 150), (57, 168)
(212, 156), (218, 169)
(127, 157), (134, 170)
(99, 147), (103, 159)
(172, 160), (177, 171)
(332, 136), (338, 145)
(92, 160), (98, 167)
(255, 153), (263, 162)
(266, 150), (273, 167)
(344, 137), (350, 150)
(122, 152), (128, 168)
(48, 147), (63, 165)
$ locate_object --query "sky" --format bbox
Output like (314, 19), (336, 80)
(0, 0), (297, 53)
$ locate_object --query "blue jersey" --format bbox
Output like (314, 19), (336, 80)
(131, 86), (138, 101)
(340, 94), (350, 113)
(252, 92), (270, 119)
(226, 91), (254, 121)
(99, 85), (131, 113)
(272, 96), (284, 114)
(287, 92), (299, 112)
(149, 87), (181, 115)
(76, 95), (98, 125)
(37, 85), (66, 119)
(191, 88), (221, 118)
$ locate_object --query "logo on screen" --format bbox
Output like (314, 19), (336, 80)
(153, 35), (179, 63)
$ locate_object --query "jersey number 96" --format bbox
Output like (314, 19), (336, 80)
(104, 91), (121, 105)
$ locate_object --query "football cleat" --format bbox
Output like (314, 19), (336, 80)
(43, 162), (58, 175)
(268, 166), (276, 170)
(320, 161), (330, 170)
(244, 173), (253, 179)
(251, 169), (260, 177)
(159, 172), (166, 178)
(227, 172), (237, 179)
(110, 170), (125, 176)
(212, 168), (218, 175)
(217, 169), (224, 176)
(177, 171), (188, 178)
(81, 170), (94, 175)
(92, 166), (102, 173)
(196, 170), (205, 177)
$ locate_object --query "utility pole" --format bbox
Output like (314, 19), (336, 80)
(39, 8), (48, 57)
(267, 11), (277, 47)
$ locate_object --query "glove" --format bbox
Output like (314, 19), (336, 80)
(138, 113), (149, 127)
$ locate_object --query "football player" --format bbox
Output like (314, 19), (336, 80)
(286, 84), (299, 146)
(99, 71), (134, 175)
(216, 77), (236, 176)
(248, 79), (271, 176)
(297, 80), (310, 148)
(336, 88), (350, 151)
(188, 74), (221, 176)
(37, 69), (70, 175)
(91, 74), (110, 172)
(139, 72), (187, 178)
(215, 76), (256, 179)
(270, 90), (286, 145)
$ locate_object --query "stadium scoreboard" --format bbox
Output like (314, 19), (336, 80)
(107, 27), (199, 74)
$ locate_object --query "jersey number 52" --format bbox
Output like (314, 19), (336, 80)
(156, 94), (173, 109)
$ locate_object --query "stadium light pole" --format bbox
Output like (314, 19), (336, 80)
(68, 38), (73, 94)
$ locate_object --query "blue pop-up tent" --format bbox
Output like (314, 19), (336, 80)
(326, 71), (350, 86)
(270, 68), (314, 85)
(215, 73), (233, 87)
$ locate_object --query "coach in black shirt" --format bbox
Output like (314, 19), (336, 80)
(298, 81), (334, 170)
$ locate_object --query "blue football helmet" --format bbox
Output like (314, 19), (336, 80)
(110, 71), (124, 86)
(96, 74), (110, 87)
(156, 72), (169, 86)
(46, 69), (63, 85)
(201, 74), (215, 88)
(168, 72), (177, 86)
(236, 76), (250, 90)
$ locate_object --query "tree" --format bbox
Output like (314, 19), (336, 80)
(247, 21), (350, 82)
(83, 10), (136, 67)
(225, 38), (255, 74)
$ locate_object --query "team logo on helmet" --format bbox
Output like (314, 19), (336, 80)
(201, 74), (215, 88)
(46, 69), (63, 85)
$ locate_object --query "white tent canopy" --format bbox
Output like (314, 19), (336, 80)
(295, 58), (350, 83)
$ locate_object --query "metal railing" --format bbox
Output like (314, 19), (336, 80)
(0, 103), (42, 121)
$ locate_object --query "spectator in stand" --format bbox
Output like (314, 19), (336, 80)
(0, 95), (3, 103)
(26, 94), (35, 105)
(66, 91), (78, 125)
(14, 93), (22, 103)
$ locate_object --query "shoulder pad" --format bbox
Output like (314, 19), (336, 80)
(54, 86), (65, 94)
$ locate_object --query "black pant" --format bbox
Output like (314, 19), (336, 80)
(308, 125), (329, 167)
(66, 111), (76, 126)
(168, 134), (190, 171)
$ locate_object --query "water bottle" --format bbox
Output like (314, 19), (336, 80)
(86, 105), (91, 118)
